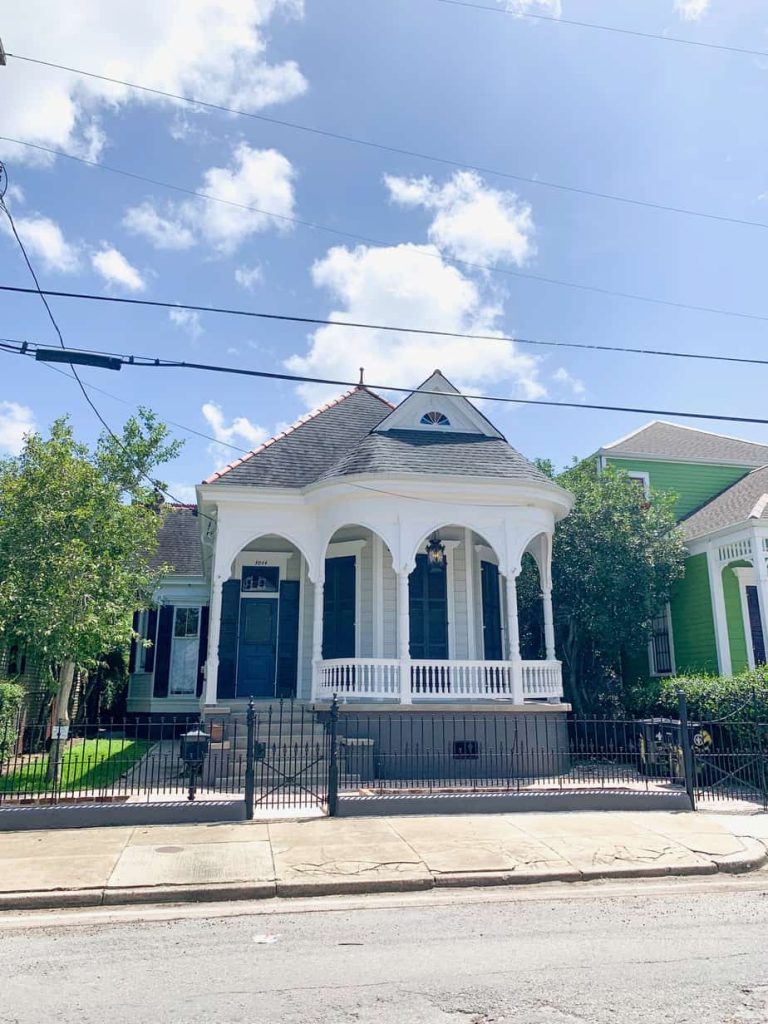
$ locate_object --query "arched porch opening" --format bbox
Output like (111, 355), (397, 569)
(209, 533), (313, 703)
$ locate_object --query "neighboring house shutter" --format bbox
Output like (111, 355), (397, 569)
(197, 606), (210, 697)
(276, 580), (300, 697)
(408, 554), (449, 659)
(747, 587), (766, 665)
(144, 609), (158, 673)
(152, 605), (174, 698)
(481, 561), (503, 661)
(217, 579), (241, 700)
(128, 611), (139, 673)
(322, 556), (356, 659)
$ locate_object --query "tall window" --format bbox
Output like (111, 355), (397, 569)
(650, 608), (673, 676)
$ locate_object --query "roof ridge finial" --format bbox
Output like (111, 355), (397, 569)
(358, 366), (365, 386)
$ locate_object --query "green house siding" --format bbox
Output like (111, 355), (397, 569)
(604, 457), (749, 521)
(723, 562), (750, 674)
(669, 553), (719, 674)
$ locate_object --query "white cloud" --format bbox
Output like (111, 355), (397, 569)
(0, 401), (36, 455)
(235, 264), (265, 290)
(0, 1), (307, 166)
(90, 246), (145, 291)
(201, 401), (269, 467)
(122, 202), (195, 250)
(385, 170), (535, 267)
(166, 481), (197, 504)
(169, 308), (203, 338)
(674, 0), (709, 20)
(553, 366), (586, 397)
(1, 214), (80, 273)
(286, 241), (544, 409)
(497, 0), (562, 15)
(124, 143), (296, 254)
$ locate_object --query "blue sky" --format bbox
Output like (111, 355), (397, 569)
(2, 0), (768, 498)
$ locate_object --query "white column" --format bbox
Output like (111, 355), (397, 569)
(372, 535), (384, 658)
(464, 529), (477, 659)
(504, 570), (523, 703)
(311, 575), (325, 700)
(542, 585), (556, 661)
(753, 536), (768, 666)
(706, 543), (732, 676)
(397, 569), (412, 704)
(204, 574), (224, 706)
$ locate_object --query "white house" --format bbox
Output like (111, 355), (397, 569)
(127, 371), (573, 717)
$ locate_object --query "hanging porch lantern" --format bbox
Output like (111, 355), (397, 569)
(426, 534), (446, 573)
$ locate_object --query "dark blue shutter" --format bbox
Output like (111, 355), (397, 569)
(197, 606), (210, 697)
(217, 580), (241, 700)
(323, 557), (356, 659)
(408, 554), (448, 659)
(128, 611), (139, 673)
(747, 587), (766, 665)
(144, 608), (158, 672)
(481, 561), (503, 661)
(276, 581), (300, 697)
(152, 605), (174, 697)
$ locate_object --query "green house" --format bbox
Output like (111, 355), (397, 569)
(598, 421), (768, 679)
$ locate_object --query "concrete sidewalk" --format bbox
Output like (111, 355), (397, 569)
(1, 810), (766, 911)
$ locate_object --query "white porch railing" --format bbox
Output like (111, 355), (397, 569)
(314, 658), (563, 702)
(316, 658), (401, 698)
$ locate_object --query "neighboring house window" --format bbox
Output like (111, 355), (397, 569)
(136, 610), (148, 671)
(649, 608), (674, 676)
(420, 411), (450, 426)
(626, 471), (650, 499)
(169, 607), (200, 695)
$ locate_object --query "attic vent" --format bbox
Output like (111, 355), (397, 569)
(420, 411), (450, 427)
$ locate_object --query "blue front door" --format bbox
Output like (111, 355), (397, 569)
(237, 599), (278, 697)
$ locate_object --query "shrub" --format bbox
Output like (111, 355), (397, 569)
(0, 680), (25, 759)
(652, 669), (768, 722)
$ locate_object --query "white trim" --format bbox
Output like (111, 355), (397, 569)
(327, 539), (368, 558)
(297, 554), (306, 693)
(626, 470), (650, 498)
(749, 494), (768, 519)
(372, 534), (384, 658)
(706, 543), (732, 676)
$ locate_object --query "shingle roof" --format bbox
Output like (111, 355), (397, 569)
(603, 421), (768, 467)
(681, 466), (768, 541)
(152, 505), (204, 575)
(205, 387), (393, 487)
(319, 430), (552, 484)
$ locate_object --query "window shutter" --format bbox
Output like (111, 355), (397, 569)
(481, 561), (503, 661)
(128, 611), (139, 673)
(276, 580), (300, 698)
(144, 608), (159, 673)
(197, 606), (210, 697)
(409, 555), (448, 659)
(322, 556), (356, 659)
(217, 580), (241, 700)
(152, 605), (174, 698)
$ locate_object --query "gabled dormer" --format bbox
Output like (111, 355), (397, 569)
(373, 370), (504, 438)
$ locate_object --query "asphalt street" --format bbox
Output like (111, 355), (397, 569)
(1, 882), (767, 1023)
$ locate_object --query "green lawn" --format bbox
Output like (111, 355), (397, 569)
(0, 737), (152, 795)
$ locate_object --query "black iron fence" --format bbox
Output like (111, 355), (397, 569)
(1, 693), (766, 814)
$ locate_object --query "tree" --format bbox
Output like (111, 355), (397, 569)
(522, 458), (686, 713)
(0, 410), (182, 778)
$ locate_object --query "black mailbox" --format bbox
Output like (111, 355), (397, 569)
(180, 727), (210, 766)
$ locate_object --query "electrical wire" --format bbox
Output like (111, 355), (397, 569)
(7, 335), (768, 428)
(0, 172), (212, 515)
(435, 0), (768, 59)
(2, 51), (765, 233)
(5, 283), (768, 358)
(3, 136), (766, 322)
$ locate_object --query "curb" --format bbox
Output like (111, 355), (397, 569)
(1, 842), (765, 912)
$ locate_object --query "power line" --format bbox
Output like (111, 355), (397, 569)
(3, 140), (766, 324)
(0, 168), (209, 514)
(436, 0), (768, 59)
(4, 52), (767, 233)
(7, 335), (768, 428)
(5, 285), (768, 362)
